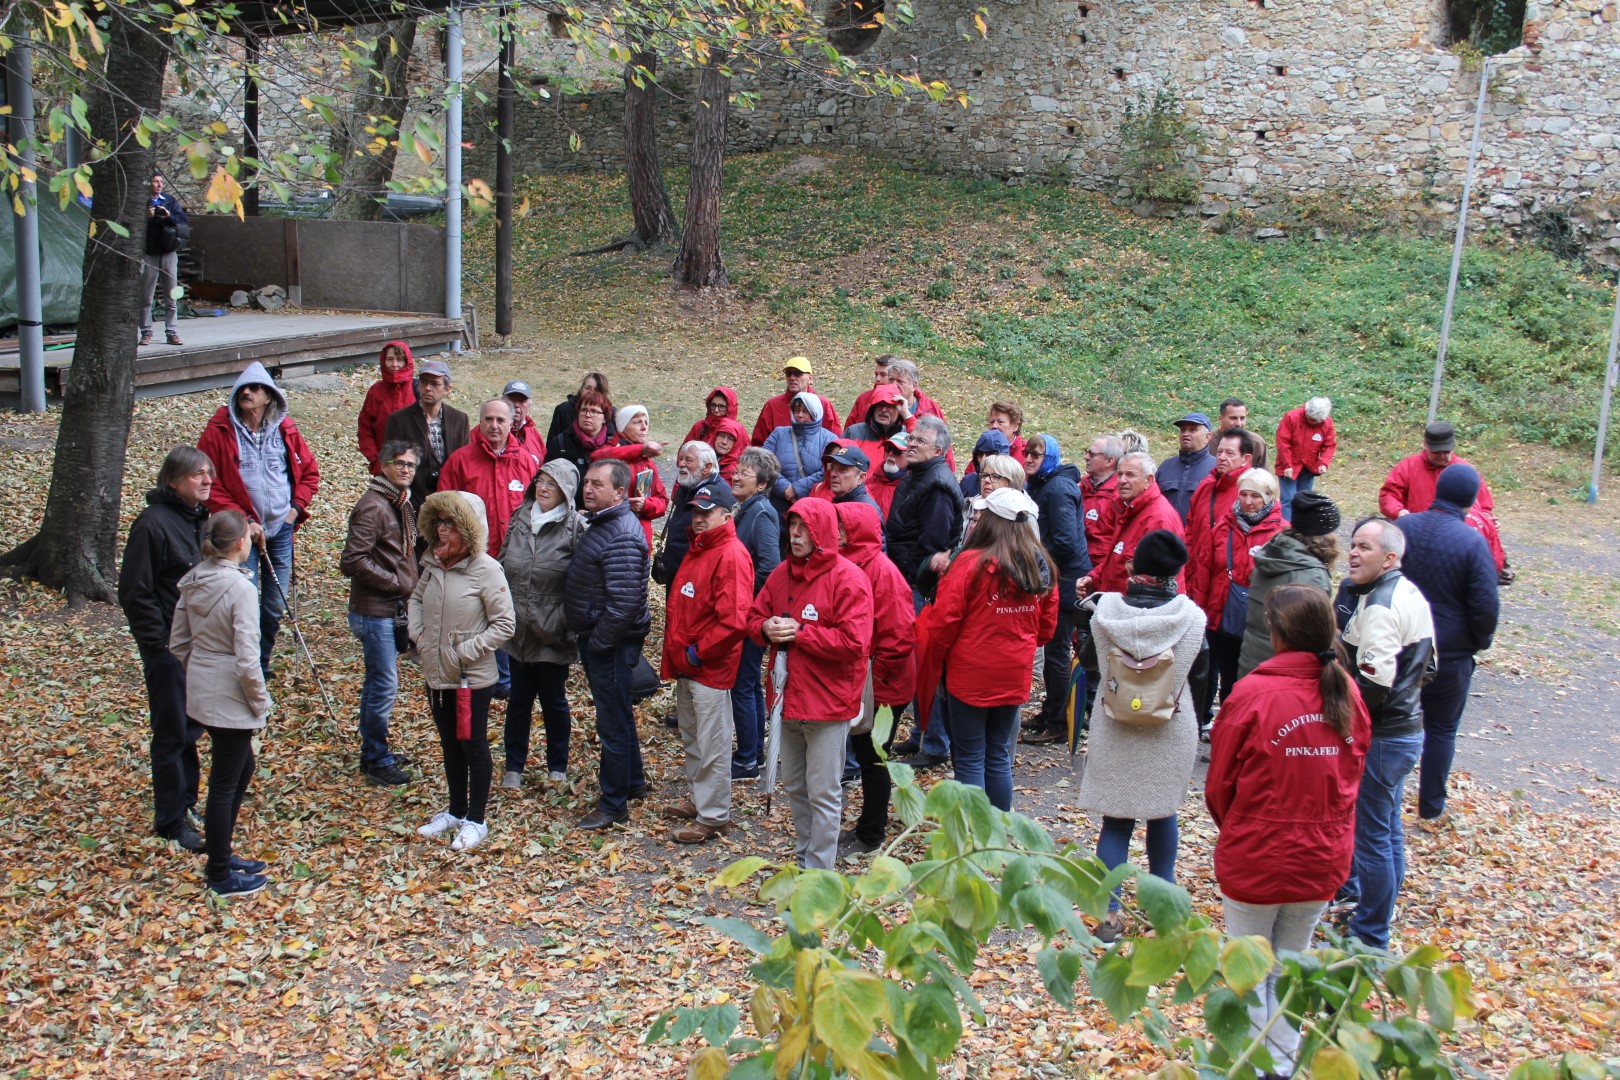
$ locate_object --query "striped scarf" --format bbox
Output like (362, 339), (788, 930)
(368, 475), (415, 552)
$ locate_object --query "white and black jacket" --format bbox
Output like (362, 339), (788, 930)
(1338, 569), (1437, 740)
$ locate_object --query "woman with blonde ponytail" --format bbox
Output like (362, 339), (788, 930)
(170, 510), (273, 898)
(1204, 585), (1370, 1075)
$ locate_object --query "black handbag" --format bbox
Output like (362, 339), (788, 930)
(393, 599), (412, 653)
(629, 651), (663, 702)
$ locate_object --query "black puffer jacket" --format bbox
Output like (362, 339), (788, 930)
(1027, 461), (1091, 597)
(886, 455), (964, 587)
(118, 488), (208, 650)
(564, 498), (651, 652)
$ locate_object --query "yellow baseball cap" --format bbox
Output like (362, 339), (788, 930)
(782, 356), (813, 374)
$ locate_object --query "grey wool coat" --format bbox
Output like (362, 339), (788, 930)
(1078, 590), (1206, 821)
(170, 557), (272, 729)
(410, 490), (517, 690)
(498, 459), (584, 666)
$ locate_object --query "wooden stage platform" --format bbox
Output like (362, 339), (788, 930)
(0, 311), (466, 404)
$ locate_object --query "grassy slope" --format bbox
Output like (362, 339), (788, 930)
(467, 150), (1616, 465)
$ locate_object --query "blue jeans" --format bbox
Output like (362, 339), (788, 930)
(507, 659), (571, 774)
(1278, 471), (1316, 520)
(946, 690), (1020, 810)
(912, 588), (950, 758)
(248, 525), (294, 678)
(1348, 733), (1423, 949)
(731, 637), (766, 771)
(1418, 655), (1474, 820)
(1096, 815), (1180, 913)
(494, 649), (511, 695)
(580, 639), (647, 818)
(347, 612), (400, 770)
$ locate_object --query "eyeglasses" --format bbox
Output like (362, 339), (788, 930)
(386, 459), (419, 470)
(578, 408), (605, 417)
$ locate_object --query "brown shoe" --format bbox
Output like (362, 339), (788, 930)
(671, 820), (728, 845)
(166, 332), (183, 346)
(139, 331), (153, 346)
(659, 797), (699, 820)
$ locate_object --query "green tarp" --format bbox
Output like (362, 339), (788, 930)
(0, 199), (91, 330)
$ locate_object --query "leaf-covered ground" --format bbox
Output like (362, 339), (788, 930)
(1, 337), (1616, 1077)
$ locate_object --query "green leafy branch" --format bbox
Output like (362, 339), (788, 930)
(649, 769), (1617, 1078)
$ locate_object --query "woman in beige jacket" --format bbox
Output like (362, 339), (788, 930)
(170, 510), (273, 898)
(410, 491), (516, 852)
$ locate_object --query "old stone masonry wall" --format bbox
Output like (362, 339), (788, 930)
(753, 0), (1619, 262)
(482, 0), (1619, 264)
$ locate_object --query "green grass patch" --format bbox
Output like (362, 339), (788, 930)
(466, 151), (1616, 451)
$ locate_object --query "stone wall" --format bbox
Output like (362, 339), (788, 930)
(162, 0), (1620, 266)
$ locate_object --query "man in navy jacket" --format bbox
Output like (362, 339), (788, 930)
(1394, 463), (1500, 821)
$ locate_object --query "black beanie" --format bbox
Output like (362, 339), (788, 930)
(1434, 463), (1481, 509)
(1132, 529), (1188, 579)
(1290, 492), (1341, 537)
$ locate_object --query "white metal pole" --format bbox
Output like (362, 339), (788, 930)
(1428, 57), (1492, 426)
(5, 39), (47, 413)
(1588, 273), (1620, 504)
(445, 1), (464, 352)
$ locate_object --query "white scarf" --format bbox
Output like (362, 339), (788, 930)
(529, 501), (568, 534)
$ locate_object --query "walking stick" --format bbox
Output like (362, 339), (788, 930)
(257, 534), (342, 733)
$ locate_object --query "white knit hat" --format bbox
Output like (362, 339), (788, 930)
(616, 404), (648, 435)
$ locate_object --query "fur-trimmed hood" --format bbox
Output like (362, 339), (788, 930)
(418, 490), (489, 558)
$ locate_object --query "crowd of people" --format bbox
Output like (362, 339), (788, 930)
(116, 346), (1509, 1071)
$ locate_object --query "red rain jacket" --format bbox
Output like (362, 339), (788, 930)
(198, 409), (321, 530)
(682, 386), (739, 446)
(1204, 651), (1371, 905)
(589, 437), (670, 550)
(661, 518), (754, 690)
(748, 499), (873, 722)
(437, 434), (541, 558)
(1091, 479), (1185, 595)
(1273, 407), (1337, 478)
(1188, 500), (1286, 632)
(357, 341), (416, 474)
(750, 389), (841, 446)
(836, 503), (916, 707)
(916, 549), (1059, 727)
(1080, 470), (1118, 566)
(1379, 452), (1504, 569)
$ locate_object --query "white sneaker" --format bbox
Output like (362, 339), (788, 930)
(548, 770), (567, 783)
(451, 820), (489, 852)
(417, 811), (461, 838)
(501, 770), (523, 790)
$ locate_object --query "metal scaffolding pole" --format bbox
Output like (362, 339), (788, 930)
(5, 38), (47, 413)
(444, 1), (464, 351)
(1588, 274), (1620, 504)
(1428, 58), (1492, 426)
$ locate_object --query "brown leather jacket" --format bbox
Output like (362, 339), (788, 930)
(340, 482), (419, 618)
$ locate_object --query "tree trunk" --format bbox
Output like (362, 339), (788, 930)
(0, 9), (169, 606)
(623, 50), (677, 248)
(328, 20), (417, 222)
(672, 58), (730, 287)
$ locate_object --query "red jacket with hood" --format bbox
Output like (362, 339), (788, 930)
(917, 547), (1059, 713)
(357, 341), (416, 474)
(438, 433), (542, 558)
(683, 386), (739, 445)
(1204, 651), (1371, 904)
(1188, 499), (1285, 631)
(661, 518), (754, 690)
(748, 499), (873, 722)
(1185, 468), (1242, 560)
(751, 389), (841, 446)
(836, 503), (916, 707)
(198, 363), (321, 529)
(1274, 407), (1336, 477)
(589, 436), (670, 549)
(1091, 480), (1185, 594)
(1379, 452), (1504, 568)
